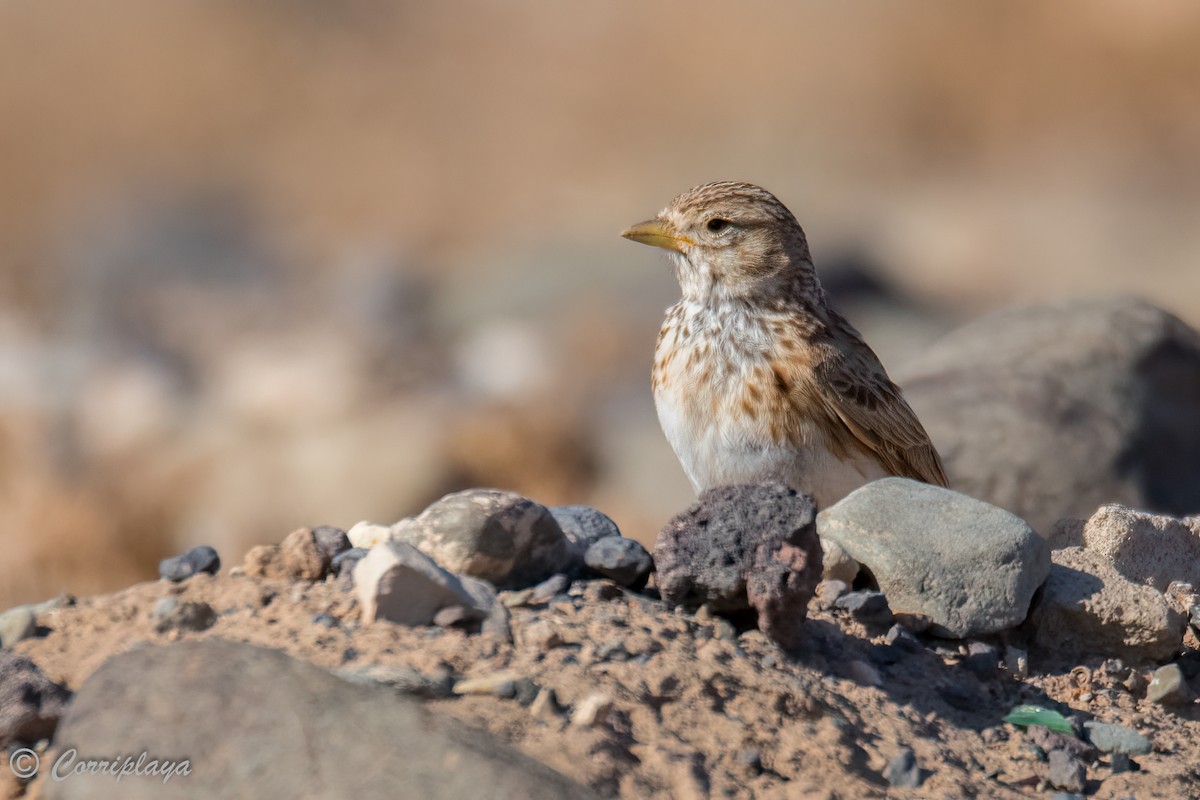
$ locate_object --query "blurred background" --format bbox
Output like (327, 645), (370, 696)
(2, 0), (1199, 606)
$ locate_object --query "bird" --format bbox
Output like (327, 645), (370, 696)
(621, 181), (947, 510)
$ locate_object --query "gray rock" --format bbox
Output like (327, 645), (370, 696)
(962, 641), (1000, 678)
(1028, 548), (1186, 661)
(153, 600), (217, 634)
(391, 489), (572, 589)
(337, 664), (453, 699)
(44, 640), (596, 800)
(883, 746), (921, 788)
(900, 297), (1200, 533)
(655, 484), (822, 650)
(158, 545), (220, 582)
(817, 478), (1049, 638)
(1061, 505), (1200, 591)
(885, 624), (922, 651)
(1146, 664), (1190, 705)
(0, 650), (71, 748)
(1083, 721), (1152, 755)
(330, 547), (369, 581)
(834, 590), (894, 628)
(550, 504), (621, 557)
(1047, 749), (1086, 793)
(584, 537), (653, 589)
(312, 525), (352, 563)
(529, 573), (570, 603)
(354, 541), (497, 627)
(0, 606), (37, 648)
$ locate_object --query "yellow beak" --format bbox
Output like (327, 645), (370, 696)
(620, 219), (693, 254)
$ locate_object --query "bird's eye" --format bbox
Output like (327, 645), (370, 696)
(706, 218), (730, 233)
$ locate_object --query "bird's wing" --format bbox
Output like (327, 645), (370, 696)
(797, 315), (949, 488)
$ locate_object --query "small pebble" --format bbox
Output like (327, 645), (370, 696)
(848, 660), (883, 687)
(514, 677), (540, 706)
(312, 525), (351, 562)
(1047, 749), (1086, 793)
(1109, 752), (1135, 774)
(884, 624), (922, 651)
(330, 548), (369, 581)
(153, 599), (217, 633)
(584, 537), (653, 589)
(962, 641), (1000, 678)
(530, 574), (570, 604)
(345, 521), (393, 549)
(835, 590), (894, 627)
(0, 606), (37, 648)
(735, 749), (763, 775)
(884, 746), (921, 788)
(549, 505), (621, 552)
(571, 692), (613, 727)
(813, 579), (849, 610)
(1146, 664), (1189, 705)
(453, 671), (526, 697)
(158, 545), (221, 582)
(1083, 721), (1151, 755)
(312, 613), (337, 628)
(530, 687), (562, 720)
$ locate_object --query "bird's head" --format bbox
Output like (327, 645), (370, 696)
(622, 181), (817, 304)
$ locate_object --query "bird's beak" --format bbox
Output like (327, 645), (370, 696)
(620, 219), (693, 254)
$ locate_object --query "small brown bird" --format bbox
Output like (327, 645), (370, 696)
(622, 181), (947, 509)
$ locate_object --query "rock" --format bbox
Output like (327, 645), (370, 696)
(391, 489), (572, 589)
(529, 687), (562, 720)
(885, 624), (923, 652)
(312, 525), (351, 562)
(1067, 505), (1200, 591)
(1047, 749), (1086, 793)
(962, 642), (1000, 679)
(1109, 752), (1135, 774)
(813, 580), (849, 610)
(158, 545), (221, 582)
(655, 483), (821, 640)
(817, 478), (1049, 638)
(153, 599), (218, 634)
(1083, 721), (1152, 755)
(280, 527), (330, 580)
(453, 671), (525, 697)
(354, 541), (496, 627)
(530, 573), (570, 603)
(571, 692), (613, 727)
(1028, 547), (1186, 661)
(883, 746), (921, 788)
(330, 547), (369, 581)
(0, 651), (71, 748)
(1005, 646), (1029, 679)
(834, 590), (894, 628)
(847, 660), (883, 687)
(1146, 664), (1190, 705)
(519, 620), (566, 653)
(550, 504), (621, 557)
(337, 664), (453, 699)
(44, 640), (597, 799)
(584, 537), (653, 589)
(0, 606), (36, 648)
(900, 297), (1200, 533)
(242, 544), (286, 579)
(346, 520), (393, 549)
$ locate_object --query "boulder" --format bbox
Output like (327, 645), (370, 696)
(44, 640), (596, 800)
(900, 297), (1200, 533)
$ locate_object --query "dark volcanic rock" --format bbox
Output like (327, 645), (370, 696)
(584, 537), (653, 589)
(655, 484), (821, 649)
(158, 545), (220, 582)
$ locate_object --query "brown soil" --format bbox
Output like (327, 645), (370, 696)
(8, 572), (1200, 799)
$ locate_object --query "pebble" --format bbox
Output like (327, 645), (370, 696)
(453, 671), (525, 697)
(530, 574), (570, 603)
(885, 624), (922, 651)
(529, 687), (562, 720)
(1146, 664), (1189, 705)
(884, 746), (922, 788)
(346, 520), (394, 549)
(834, 590), (894, 627)
(1005, 646), (1029, 679)
(312, 525), (351, 562)
(158, 545), (221, 582)
(813, 580), (849, 610)
(1083, 721), (1151, 755)
(847, 660), (883, 687)
(520, 620), (566, 652)
(549, 504), (622, 555)
(312, 613), (337, 628)
(354, 540), (496, 627)
(584, 537), (653, 589)
(280, 527), (329, 580)
(735, 748), (763, 775)
(337, 665), (453, 699)
(1047, 749), (1086, 793)
(571, 692), (613, 727)
(1109, 752), (1135, 774)
(330, 547), (368, 581)
(0, 606), (36, 648)
(962, 641), (1000, 678)
(153, 599), (217, 633)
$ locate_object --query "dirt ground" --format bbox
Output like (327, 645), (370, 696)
(6, 569), (1199, 799)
